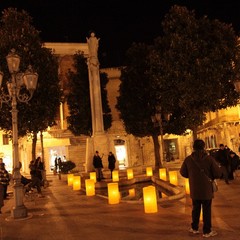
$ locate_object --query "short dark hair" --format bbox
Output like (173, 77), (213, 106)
(193, 139), (205, 150)
(219, 144), (224, 147)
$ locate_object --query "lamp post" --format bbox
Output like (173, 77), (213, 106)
(0, 49), (38, 219)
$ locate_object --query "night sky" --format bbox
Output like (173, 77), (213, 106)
(1, 0), (240, 67)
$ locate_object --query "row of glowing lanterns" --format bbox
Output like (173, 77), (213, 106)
(67, 167), (190, 214)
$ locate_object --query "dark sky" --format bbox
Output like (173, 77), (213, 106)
(1, 0), (240, 67)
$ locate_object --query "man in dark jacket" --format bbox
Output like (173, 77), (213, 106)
(108, 152), (116, 179)
(93, 151), (104, 182)
(180, 139), (221, 238)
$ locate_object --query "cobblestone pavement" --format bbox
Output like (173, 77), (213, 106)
(0, 168), (239, 240)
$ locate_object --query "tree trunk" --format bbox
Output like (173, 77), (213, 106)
(32, 132), (37, 161)
(152, 133), (163, 169)
(40, 131), (48, 186)
(192, 125), (198, 141)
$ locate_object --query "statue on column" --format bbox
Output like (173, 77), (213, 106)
(86, 31), (100, 72)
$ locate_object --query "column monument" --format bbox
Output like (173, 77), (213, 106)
(85, 31), (109, 171)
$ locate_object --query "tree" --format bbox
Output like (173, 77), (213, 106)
(0, 8), (61, 160)
(66, 51), (112, 136)
(148, 5), (240, 139)
(117, 5), (240, 168)
(116, 43), (165, 168)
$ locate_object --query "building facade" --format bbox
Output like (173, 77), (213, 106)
(4, 42), (235, 175)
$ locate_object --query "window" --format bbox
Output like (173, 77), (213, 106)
(2, 134), (9, 145)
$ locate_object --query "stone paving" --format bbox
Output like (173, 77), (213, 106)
(0, 167), (240, 240)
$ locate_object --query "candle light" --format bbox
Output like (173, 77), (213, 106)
(90, 172), (97, 183)
(85, 179), (95, 196)
(67, 173), (74, 186)
(169, 170), (178, 185)
(108, 183), (119, 204)
(146, 167), (153, 176)
(127, 169), (134, 179)
(185, 178), (190, 194)
(159, 168), (167, 181)
(73, 176), (81, 191)
(112, 170), (119, 182)
(129, 188), (135, 197)
(143, 186), (158, 213)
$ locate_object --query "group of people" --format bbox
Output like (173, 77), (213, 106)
(26, 156), (44, 197)
(214, 144), (240, 184)
(180, 139), (240, 238)
(92, 151), (116, 182)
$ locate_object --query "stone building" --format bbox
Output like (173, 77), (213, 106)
(5, 41), (238, 174)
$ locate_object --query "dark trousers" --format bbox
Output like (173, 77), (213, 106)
(191, 199), (212, 234)
(221, 165), (229, 183)
(95, 168), (103, 181)
(28, 176), (42, 194)
(3, 184), (8, 198)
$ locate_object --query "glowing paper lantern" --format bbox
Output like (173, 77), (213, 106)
(146, 167), (153, 176)
(143, 186), (158, 213)
(90, 172), (97, 183)
(127, 169), (134, 179)
(108, 183), (119, 204)
(85, 179), (95, 196)
(112, 170), (119, 182)
(159, 168), (167, 181)
(67, 173), (74, 186)
(73, 176), (81, 191)
(129, 188), (135, 197)
(169, 170), (178, 185)
(185, 178), (190, 194)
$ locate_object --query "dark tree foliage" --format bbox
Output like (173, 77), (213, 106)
(117, 43), (155, 137)
(117, 5), (240, 166)
(0, 8), (61, 141)
(66, 52), (112, 136)
(116, 43), (163, 168)
(149, 5), (240, 136)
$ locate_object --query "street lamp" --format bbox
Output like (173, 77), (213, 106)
(0, 49), (38, 219)
(151, 106), (170, 166)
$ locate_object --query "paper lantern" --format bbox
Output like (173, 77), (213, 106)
(90, 172), (97, 183)
(169, 170), (178, 185)
(146, 167), (153, 176)
(73, 176), (81, 191)
(127, 169), (134, 179)
(159, 168), (167, 181)
(67, 173), (74, 186)
(85, 179), (95, 196)
(129, 188), (135, 197)
(143, 186), (158, 213)
(112, 170), (119, 182)
(108, 183), (119, 204)
(185, 178), (190, 194)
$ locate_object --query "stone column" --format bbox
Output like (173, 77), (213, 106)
(87, 32), (104, 135)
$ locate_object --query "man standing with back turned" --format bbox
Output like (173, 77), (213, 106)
(180, 139), (221, 238)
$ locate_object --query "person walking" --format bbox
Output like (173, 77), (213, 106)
(93, 151), (104, 182)
(180, 139), (221, 238)
(108, 152), (116, 179)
